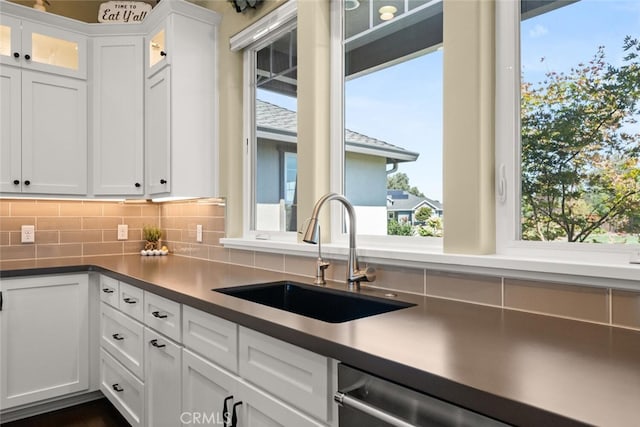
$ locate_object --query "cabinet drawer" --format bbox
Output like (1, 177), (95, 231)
(100, 275), (119, 307)
(101, 302), (144, 379)
(239, 327), (330, 422)
(100, 348), (144, 427)
(183, 305), (238, 373)
(119, 281), (144, 322)
(144, 291), (181, 342)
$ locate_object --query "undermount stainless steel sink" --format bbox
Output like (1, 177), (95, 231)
(214, 281), (415, 323)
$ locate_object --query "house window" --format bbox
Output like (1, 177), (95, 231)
(232, 2), (297, 237)
(521, 0), (639, 244)
(497, 0), (640, 254)
(340, 0), (444, 239)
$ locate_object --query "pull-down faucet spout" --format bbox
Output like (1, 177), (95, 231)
(302, 193), (375, 289)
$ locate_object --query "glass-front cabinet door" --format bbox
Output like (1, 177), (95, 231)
(21, 21), (86, 78)
(146, 17), (171, 77)
(0, 15), (21, 65)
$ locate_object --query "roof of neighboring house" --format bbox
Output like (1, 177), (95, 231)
(256, 99), (419, 163)
(386, 189), (443, 212)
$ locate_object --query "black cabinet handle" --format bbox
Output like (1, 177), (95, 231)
(0, 291), (3, 311)
(152, 310), (167, 319)
(102, 288), (114, 294)
(123, 297), (137, 304)
(160, 179), (167, 184)
(135, 182), (141, 188)
(160, 50), (167, 57)
(112, 383), (124, 392)
(222, 395), (233, 427)
(13, 52), (19, 58)
(24, 54), (31, 60)
(112, 333), (124, 341)
(231, 401), (242, 427)
(24, 180), (30, 186)
(13, 180), (19, 185)
(150, 339), (166, 348)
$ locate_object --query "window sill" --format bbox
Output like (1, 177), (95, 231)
(221, 237), (640, 290)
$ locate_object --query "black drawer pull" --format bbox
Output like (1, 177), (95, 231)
(231, 401), (243, 427)
(123, 297), (137, 304)
(112, 333), (124, 341)
(112, 383), (124, 392)
(24, 54), (31, 60)
(152, 311), (168, 319)
(102, 288), (114, 294)
(222, 396), (233, 426)
(150, 339), (166, 348)
(13, 179), (19, 185)
(160, 50), (167, 57)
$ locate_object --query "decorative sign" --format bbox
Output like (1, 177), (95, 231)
(98, 1), (151, 24)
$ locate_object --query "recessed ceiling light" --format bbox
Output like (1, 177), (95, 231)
(379, 5), (397, 21)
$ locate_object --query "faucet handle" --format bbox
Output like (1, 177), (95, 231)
(362, 266), (376, 282)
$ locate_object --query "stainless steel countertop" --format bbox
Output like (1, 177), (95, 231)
(2, 255), (639, 426)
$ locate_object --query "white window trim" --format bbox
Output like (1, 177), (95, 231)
(495, 0), (639, 266)
(238, 4), (298, 242)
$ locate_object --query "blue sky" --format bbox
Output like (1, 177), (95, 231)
(260, 0), (640, 203)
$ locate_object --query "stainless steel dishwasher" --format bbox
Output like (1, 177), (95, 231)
(335, 364), (509, 427)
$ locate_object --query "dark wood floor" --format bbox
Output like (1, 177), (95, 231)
(1, 399), (130, 427)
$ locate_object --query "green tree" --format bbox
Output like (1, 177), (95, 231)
(521, 37), (640, 242)
(414, 206), (433, 222)
(387, 172), (424, 197)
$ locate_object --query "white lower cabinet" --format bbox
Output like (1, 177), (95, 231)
(100, 348), (144, 427)
(181, 348), (325, 427)
(181, 348), (236, 427)
(5, 273), (337, 427)
(0, 274), (90, 409)
(144, 327), (182, 427)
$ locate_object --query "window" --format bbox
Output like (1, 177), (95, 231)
(340, 0), (444, 240)
(497, 0), (640, 253)
(231, 2), (297, 237)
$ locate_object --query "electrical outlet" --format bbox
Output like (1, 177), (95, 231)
(21, 225), (35, 243)
(196, 224), (203, 243)
(117, 224), (128, 240)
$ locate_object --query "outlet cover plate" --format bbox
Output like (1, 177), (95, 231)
(117, 224), (128, 240)
(21, 225), (35, 243)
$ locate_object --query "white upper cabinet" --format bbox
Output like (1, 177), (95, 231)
(1, 65), (87, 195)
(1, 0), (220, 199)
(92, 36), (144, 196)
(143, 7), (220, 198)
(0, 14), (87, 79)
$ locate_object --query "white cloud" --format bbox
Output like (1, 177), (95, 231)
(529, 24), (549, 38)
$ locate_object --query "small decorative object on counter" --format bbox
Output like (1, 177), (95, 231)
(140, 248), (168, 256)
(142, 224), (162, 251)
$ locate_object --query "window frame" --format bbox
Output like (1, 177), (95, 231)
(329, 0), (445, 251)
(495, 0), (638, 263)
(231, 2), (298, 241)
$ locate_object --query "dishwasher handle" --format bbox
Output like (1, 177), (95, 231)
(334, 391), (417, 427)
